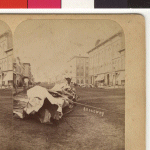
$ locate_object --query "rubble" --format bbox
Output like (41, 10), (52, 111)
(13, 79), (78, 124)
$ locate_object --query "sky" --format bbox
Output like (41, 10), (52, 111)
(13, 19), (123, 82)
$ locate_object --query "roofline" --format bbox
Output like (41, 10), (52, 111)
(87, 31), (123, 54)
(68, 56), (89, 62)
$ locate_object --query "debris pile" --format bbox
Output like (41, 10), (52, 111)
(13, 79), (78, 124)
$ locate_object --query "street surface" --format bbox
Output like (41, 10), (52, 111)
(0, 89), (13, 150)
(1, 87), (125, 150)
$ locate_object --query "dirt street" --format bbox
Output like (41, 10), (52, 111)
(0, 89), (13, 150)
(1, 87), (125, 150)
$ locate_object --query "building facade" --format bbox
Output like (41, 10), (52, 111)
(23, 63), (32, 86)
(13, 57), (25, 87)
(13, 58), (34, 87)
(88, 31), (125, 87)
(66, 55), (89, 84)
(0, 31), (13, 88)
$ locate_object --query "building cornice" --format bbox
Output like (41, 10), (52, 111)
(87, 31), (123, 54)
(68, 56), (89, 62)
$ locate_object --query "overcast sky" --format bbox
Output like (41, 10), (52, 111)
(13, 19), (122, 82)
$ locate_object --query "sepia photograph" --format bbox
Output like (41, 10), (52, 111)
(0, 14), (145, 150)
(12, 19), (125, 149)
(0, 14), (146, 150)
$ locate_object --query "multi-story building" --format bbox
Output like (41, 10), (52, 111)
(66, 55), (89, 84)
(0, 31), (13, 88)
(87, 31), (125, 87)
(13, 58), (34, 87)
(13, 57), (25, 87)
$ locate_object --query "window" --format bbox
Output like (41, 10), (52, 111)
(81, 80), (83, 84)
(77, 79), (79, 84)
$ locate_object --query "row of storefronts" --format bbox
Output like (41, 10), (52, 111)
(91, 70), (125, 87)
(88, 31), (125, 87)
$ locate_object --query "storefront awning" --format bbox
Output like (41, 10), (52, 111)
(116, 71), (125, 81)
(3, 72), (13, 81)
(95, 74), (104, 81)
